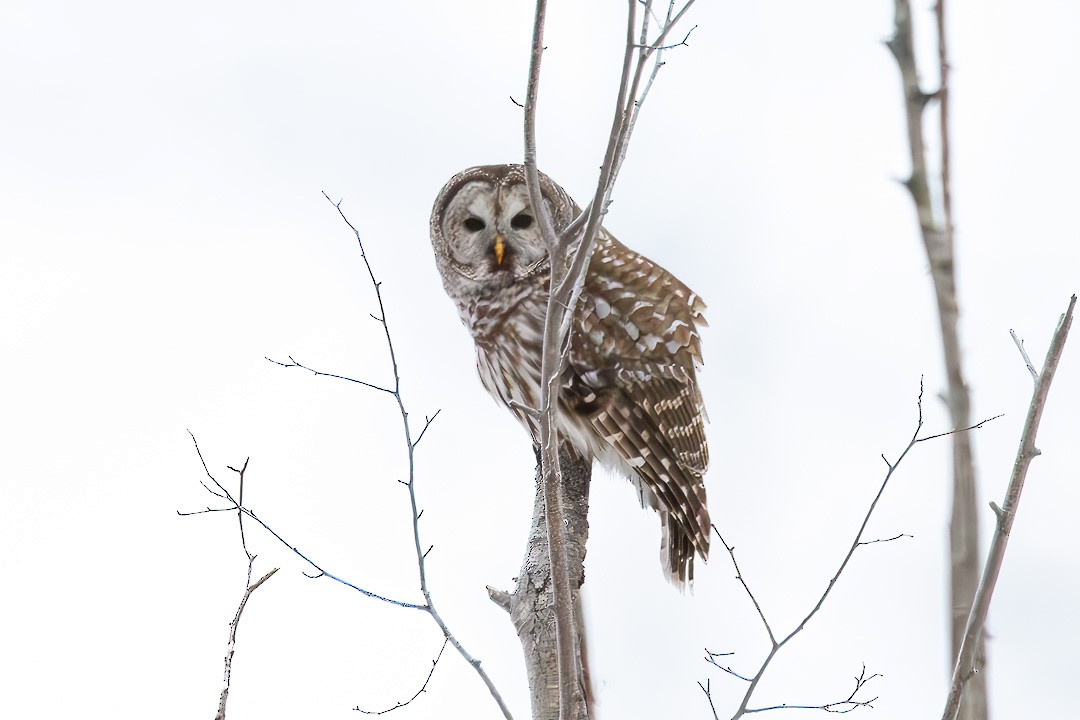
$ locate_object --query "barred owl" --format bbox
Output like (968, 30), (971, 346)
(429, 164), (710, 584)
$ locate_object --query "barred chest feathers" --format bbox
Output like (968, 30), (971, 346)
(458, 276), (551, 440)
(459, 278), (645, 495)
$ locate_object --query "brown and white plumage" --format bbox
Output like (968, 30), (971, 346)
(429, 164), (710, 583)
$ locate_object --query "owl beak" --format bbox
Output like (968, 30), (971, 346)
(493, 234), (506, 265)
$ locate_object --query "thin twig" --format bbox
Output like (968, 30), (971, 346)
(643, 23), (697, 51)
(699, 679), (722, 720)
(186, 196), (511, 718)
(942, 295), (1076, 720)
(320, 194), (513, 719)
(915, 414), (1004, 443)
(232, 458), (253, 561)
(213, 458), (279, 720)
(856, 533), (913, 547)
(412, 410), (442, 448)
(266, 355), (394, 395)
(1009, 329), (1039, 382)
(708, 380), (1000, 719)
(743, 664), (880, 714)
(355, 636), (451, 715)
(704, 650), (753, 683)
(184, 434), (426, 610)
(715, 535), (776, 645)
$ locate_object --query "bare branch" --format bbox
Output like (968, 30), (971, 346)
(215, 565), (279, 720)
(744, 664), (880, 714)
(187, 428), (232, 500)
(1009, 329), (1039, 382)
(915, 414), (1003, 443)
(523, 0), (559, 250)
(889, 2), (987, 711)
(211, 455), (279, 720)
(486, 586), (512, 614)
(714, 532), (776, 645)
(700, 665), (879, 718)
(643, 24), (697, 51)
(189, 195), (512, 718)
(856, 533), (914, 547)
(522, 0), (616, 712)
(229, 459), (254, 564)
(267, 355), (441, 446)
(704, 649), (753, 683)
(699, 679), (722, 720)
(520, 3), (699, 715)
(412, 410), (442, 448)
(708, 381), (998, 719)
(265, 355), (394, 395)
(943, 295), (1076, 720)
(177, 506), (237, 516)
(184, 435), (426, 610)
(355, 636), (450, 716)
(319, 195), (513, 719)
(936, 0), (954, 249)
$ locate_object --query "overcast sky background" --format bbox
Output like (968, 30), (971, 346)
(2, 2), (1078, 719)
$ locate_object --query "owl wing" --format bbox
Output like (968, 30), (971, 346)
(566, 230), (710, 582)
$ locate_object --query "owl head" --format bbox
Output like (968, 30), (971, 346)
(429, 164), (579, 299)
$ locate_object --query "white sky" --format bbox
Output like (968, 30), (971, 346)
(2, 2), (1078, 719)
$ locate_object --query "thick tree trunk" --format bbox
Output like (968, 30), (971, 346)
(490, 446), (591, 720)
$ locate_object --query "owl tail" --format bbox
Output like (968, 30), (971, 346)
(661, 514), (702, 588)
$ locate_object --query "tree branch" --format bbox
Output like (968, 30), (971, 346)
(887, 2), (986, 715)
(213, 456), (279, 720)
(497, 448), (592, 720)
(942, 295), (1076, 720)
(184, 434), (425, 610)
(521, 6), (582, 715)
(321, 194), (513, 718)
(520, 3), (698, 716)
(707, 381), (1000, 719)
(265, 354), (394, 395)
(935, 0), (953, 246)
(185, 196), (513, 719)
(215, 565), (279, 720)
(1009, 329), (1039, 383)
(355, 637), (450, 715)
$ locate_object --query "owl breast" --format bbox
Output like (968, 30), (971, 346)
(461, 276), (595, 456)
(461, 276), (550, 440)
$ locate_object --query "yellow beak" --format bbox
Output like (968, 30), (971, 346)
(494, 234), (505, 265)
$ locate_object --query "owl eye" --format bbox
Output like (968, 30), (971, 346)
(463, 217), (486, 232)
(510, 213), (534, 230)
